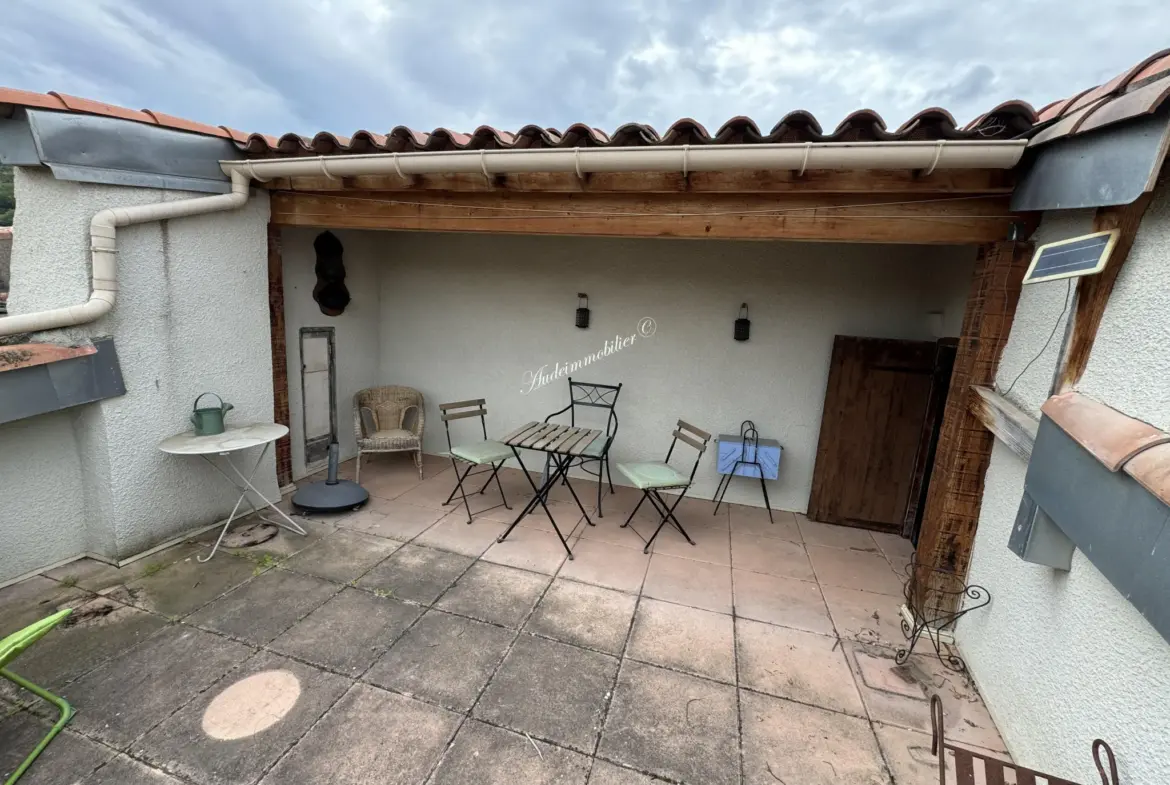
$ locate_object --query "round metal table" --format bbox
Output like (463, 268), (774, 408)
(158, 423), (305, 561)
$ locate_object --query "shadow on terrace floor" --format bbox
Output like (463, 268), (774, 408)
(0, 453), (1007, 785)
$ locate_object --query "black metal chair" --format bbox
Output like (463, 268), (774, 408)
(539, 378), (622, 517)
(439, 398), (511, 524)
(617, 419), (711, 553)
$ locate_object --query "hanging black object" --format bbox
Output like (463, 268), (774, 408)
(312, 231), (351, 317)
(575, 293), (591, 329)
(734, 303), (751, 341)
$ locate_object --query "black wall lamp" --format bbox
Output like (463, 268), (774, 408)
(576, 293), (591, 329)
(734, 303), (751, 341)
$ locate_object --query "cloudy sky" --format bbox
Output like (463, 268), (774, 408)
(2, 1), (1167, 138)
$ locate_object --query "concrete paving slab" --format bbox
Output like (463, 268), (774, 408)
(820, 583), (906, 647)
(482, 526), (571, 575)
(731, 569), (834, 635)
(525, 580), (636, 655)
(735, 618), (864, 716)
(0, 713), (112, 785)
(587, 759), (664, 784)
(356, 544), (473, 605)
(739, 689), (888, 785)
(341, 500), (446, 541)
(113, 553), (257, 619)
(82, 755), (187, 784)
(475, 634), (619, 754)
(186, 569), (339, 645)
(365, 610), (513, 712)
(434, 561), (549, 628)
(0, 576), (92, 633)
(413, 513), (508, 557)
(557, 539), (649, 593)
(46, 543), (204, 594)
(137, 650), (351, 785)
(62, 625), (252, 748)
(198, 516), (333, 561)
(268, 588), (421, 675)
(873, 722), (949, 785)
(627, 598), (735, 683)
(730, 532), (816, 581)
(642, 555), (732, 615)
(258, 683), (459, 785)
(806, 545), (904, 595)
(727, 506), (802, 543)
(430, 719), (591, 785)
(282, 529), (402, 583)
(598, 660), (739, 785)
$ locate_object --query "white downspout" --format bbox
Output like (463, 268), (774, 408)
(0, 169), (252, 337)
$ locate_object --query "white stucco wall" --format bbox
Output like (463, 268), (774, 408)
(344, 231), (974, 512)
(0, 167), (274, 579)
(281, 228), (382, 479)
(959, 179), (1170, 782)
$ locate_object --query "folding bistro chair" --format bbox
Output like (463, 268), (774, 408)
(1, 609), (75, 785)
(440, 399), (512, 523)
(617, 419), (710, 553)
(540, 379), (622, 517)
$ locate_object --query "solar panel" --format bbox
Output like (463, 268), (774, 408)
(1023, 229), (1120, 285)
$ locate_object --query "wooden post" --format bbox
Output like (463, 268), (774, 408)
(267, 223), (292, 487)
(913, 241), (1031, 590)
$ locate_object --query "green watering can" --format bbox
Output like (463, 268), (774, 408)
(191, 392), (234, 436)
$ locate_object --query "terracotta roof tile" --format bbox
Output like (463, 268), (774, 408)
(0, 87), (67, 112)
(141, 109), (230, 138)
(1041, 392), (1170, 471)
(48, 92), (155, 124)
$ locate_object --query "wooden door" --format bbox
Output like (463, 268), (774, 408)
(808, 336), (943, 532)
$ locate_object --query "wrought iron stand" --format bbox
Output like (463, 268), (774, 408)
(712, 420), (774, 523)
(896, 555), (990, 672)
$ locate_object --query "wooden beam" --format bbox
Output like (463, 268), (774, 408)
(269, 190), (1019, 244)
(266, 223), (292, 487)
(914, 241), (1031, 590)
(969, 385), (1038, 461)
(262, 168), (1015, 195)
(1056, 193), (1154, 390)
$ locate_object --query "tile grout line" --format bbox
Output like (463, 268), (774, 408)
(728, 510), (746, 785)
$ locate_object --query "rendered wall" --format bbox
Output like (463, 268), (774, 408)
(281, 228), (383, 480)
(0, 167), (273, 580)
(958, 181), (1170, 782)
(358, 231), (974, 512)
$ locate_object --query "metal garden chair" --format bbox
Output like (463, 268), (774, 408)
(1, 609), (75, 785)
(540, 379), (622, 517)
(617, 419), (710, 553)
(440, 398), (512, 523)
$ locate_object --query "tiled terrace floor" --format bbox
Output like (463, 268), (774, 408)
(1, 455), (1007, 785)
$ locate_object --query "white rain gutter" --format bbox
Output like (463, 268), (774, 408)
(0, 169), (251, 337)
(2, 139), (1025, 336)
(220, 139), (1027, 182)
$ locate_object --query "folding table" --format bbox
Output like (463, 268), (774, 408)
(158, 423), (306, 561)
(495, 421), (602, 559)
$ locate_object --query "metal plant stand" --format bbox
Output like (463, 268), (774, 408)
(897, 554), (990, 672)
(712, 420), (781, 522)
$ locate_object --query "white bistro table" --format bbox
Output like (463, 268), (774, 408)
(158, 423), (305, 561)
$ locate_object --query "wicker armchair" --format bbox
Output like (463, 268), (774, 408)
(353, 386), (425, 481)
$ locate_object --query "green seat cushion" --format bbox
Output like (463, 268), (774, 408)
(450, 440), (512, 465)
(617, 461), (688, 490)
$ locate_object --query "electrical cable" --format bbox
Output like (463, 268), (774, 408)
(1001, 278), (1072, 396)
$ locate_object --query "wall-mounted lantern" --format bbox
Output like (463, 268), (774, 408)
(734, 303), (751, 341)
(576, 293), (591, 329)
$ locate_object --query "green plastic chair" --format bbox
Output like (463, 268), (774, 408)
(1, 609), (75, 785)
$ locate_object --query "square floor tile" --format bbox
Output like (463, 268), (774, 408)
(0, 577), (91, 634)
(475, 634), (619, 753)
(870, 531), (915, 573)
(797, 516), (882, 552)
(430, 719), (591, 785)
(482, 527), (570, 575)
(576, 517), (648, 549)
(83, 755), (187, 784)
(732, 570), (834, 635)
(283, 529), (402, 583)
(365, 610), (513, 712)
(740, 689), (888, 785)
(525, 580), (636, 655)
(340, 500), (446, 541)
(599, 661), (739, 785)
(395, 475), (473, 510)
(63, 626), (252, 747)
(187, 570), (339, 645)
(115, 554), (257, 618)
(648, 517), (731, 565)
(730, 532), (815, 581)
(557, 539), (649, 593)
(642, 554), (732, 615)
(728, 505), (802, 542)
(0, 711), (113, 784)
(137, 650), (351, 785)
(627, 598), (735, 683)
(736, 618), (863, 715)
(268, 588), (421, 675)
(435, 561), (550, 628)
(259, 684), (459, 785)
(873, 722), (952, 785)
(357, 544), (474, 605)
(820, 584), (906, 647)
(806, 545), (904, 595)
(586, 760), (661, 785)
(412, 513), (508, 557)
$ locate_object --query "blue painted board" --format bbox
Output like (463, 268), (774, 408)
(716, 435), (781, 480)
